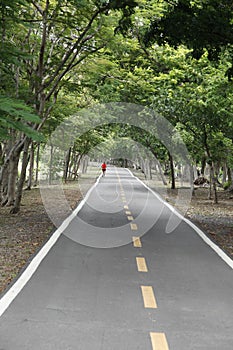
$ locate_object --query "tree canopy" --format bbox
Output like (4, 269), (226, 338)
(1, 0), (233, 212)
(144, 0), (233, 78)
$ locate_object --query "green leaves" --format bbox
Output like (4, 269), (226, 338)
(0, 96), (43, 142)
(0, 97), (40, 123)
(143, 0), (233, 73)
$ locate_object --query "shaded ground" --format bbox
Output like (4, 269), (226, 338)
(185, 187), (233, 259)
(0, 182), (232, 295)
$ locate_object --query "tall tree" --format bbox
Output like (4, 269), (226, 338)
(0, 0), (138, 213)
(144, 0), (233, 78)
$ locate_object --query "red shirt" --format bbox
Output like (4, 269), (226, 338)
(101, 163), (107, 170)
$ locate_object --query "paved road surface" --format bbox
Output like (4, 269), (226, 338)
(0, 167), (233, 349)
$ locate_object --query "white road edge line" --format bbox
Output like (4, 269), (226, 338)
(126, 168), (233, 270)
(0, 174), (102, 317)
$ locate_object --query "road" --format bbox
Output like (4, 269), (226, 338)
(0, 167), (233, 349)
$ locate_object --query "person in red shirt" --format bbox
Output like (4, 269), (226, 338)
(101, 162), (107, 176)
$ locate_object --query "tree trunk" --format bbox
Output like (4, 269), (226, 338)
(6, 154), (20, 206)
(191, 165), (195, 196)
(138, 157), (146, 178)
(155, 159), (167, 186)
(26, 142), (35, 190)
(63, 147), (71, 183)
(227, 168), (233, 192)
(0, 137), (22, 206)
(73, 154), (83, 180)
(227, 167), (232, 183)
(34, 143), (40, 187)
(169, 152), (175, 190)
(208, 163), (218, 203)
(148, 160), (152, 180)
(193, 165), (198, 179)
(49, 144), (54, 185)
(81, 156), (89, 174)
(208, 176), (212, 200)
(222, 162), (227, 185)
(201, 156), (206, 175)
(69, 149), (75, 179)
(11, 138), (31, 214)
(144, 159), (152, 180)
(0, 162), (9, 205)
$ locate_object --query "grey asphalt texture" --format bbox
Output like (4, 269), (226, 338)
(0, 167), (233, 349)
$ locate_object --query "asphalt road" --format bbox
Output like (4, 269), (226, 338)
(0, 167), (233, 350)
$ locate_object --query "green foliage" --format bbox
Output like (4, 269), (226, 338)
(0, 96), (43, 141)
(1, 0), (233, 181)
(144, 0), (233, 78)
(223, 181), (231, 190)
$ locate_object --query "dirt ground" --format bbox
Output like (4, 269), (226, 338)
(0, 183), (232, 295)
(185, 187), (233, 258)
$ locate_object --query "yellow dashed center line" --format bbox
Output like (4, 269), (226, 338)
(130, 223), (138, 231)
(136, 257), (148, 272)
(132, 236), (142, 247)
(141, 286), (157, 308)
(150, 333), (169, 350)
(117, 170), (169, 349)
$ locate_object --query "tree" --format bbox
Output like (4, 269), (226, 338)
(0, 97), (42, 205)
(0, 0), (138, 213)
(144, 0), (233, 78)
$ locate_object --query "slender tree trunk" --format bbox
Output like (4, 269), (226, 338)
(169, 153), (175, 190)
(191, 165), (195, 196)
(81, 156), (89, 174)
(208, 175), (212, 199)
(26, 143), (35, 190)
(71, 153), (76, 179)
(193, 165), (198, 179)
(227, 168), (233, 192)
(203, 130), (218, 203)
(213, 179), (218, 203)
(201, 156), (206, 175)
(1, 163), (9, 205)
(155, 159), (167, 186)
(139, 157), (146, 178)
(6, 154), (20, 206)
(222, 162), (227, 185)
(149, 149), (167, 185)
(208, 163), (218, 203)
(227, 167), (232, 183)
(148, 160), (152, 180)
(63, 147), (71, 183)
(49, 144), (54, 185)
(68, 149), (75, 179)
(0, 143), (3, 166)
(0, 137), (15, 204)
(1, 138), (21, 206)
(144, 159), (152, 180)
(34, 143), (40, 186)
(11, 138), (31, 214)
(73, 154), (83, 179)
(212, 168), (218, 204)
